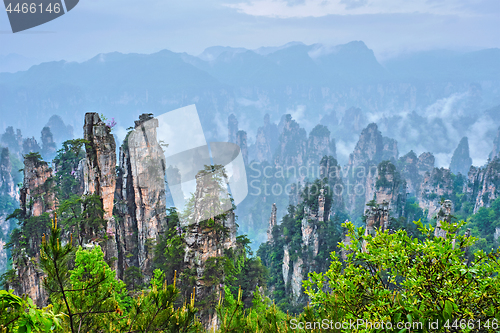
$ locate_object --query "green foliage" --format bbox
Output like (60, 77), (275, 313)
(64, 246), (129, 332)
(23, 152), (43, 165)
(119, 269), (203, 332)
(58, 194), (106, 246)
(6, 212), (51, 258)
(304, 220), (500, 332)
(123, 266), (144, 291)
(258, 178), (344, 312)
(52, 140), (87, 201)
(375, 160), (399, 189)
(0, 290), (63, 333)
(464, 196), (500, 253)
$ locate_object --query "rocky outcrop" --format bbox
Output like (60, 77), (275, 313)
(397, 151), (435, 196)
(319, 156), (344, 213)
(20, 154), (55, 217)
(275, 114), (307, 170)
(83, 113), (116, 221)
(463, 158), (500, 213)
(10, 153), (55, 307)
(418, 167), (454, 219)
(450, 137), (472, 176)
(114, 113), (168, 279)
(236, 130), (248, 165)
(1, 127), (23, 157)
(267, 203), (277, 243)
(282, 191), (328, 305)
(252, 114), (279, 163)
(182, 166), (236, 325)
(368, 161), (406, 218)
(306, 125), (336, 166)
(40, 127), (57, 160)
(435, 200), (453, 239)
(344, 123), (399, 218)
(22, 137), (41, 155)
(0, 148), (19, 275)
(382, 137), (398, 163)
(364, 201), (390, 237)
(339, 107), (366, 136)
(417, 152), (435, 176)
(347, 123), (398, 170)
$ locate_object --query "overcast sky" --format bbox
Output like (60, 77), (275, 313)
(0, 0), (499, 63)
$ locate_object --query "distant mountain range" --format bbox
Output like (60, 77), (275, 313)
(0, 41), (499, 165)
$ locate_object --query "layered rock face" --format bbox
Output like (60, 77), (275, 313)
(182, 166), (237, 325)
(267, 203), (277, 243)
(252, 114), (279, 163)
(0, 148), (19, 275)
(347, 123), (398, 169)
(236, 130), (248, 165)
(449, 137), (472, 176)
(275, 114), (307, 169)
(319, 156), (344, 212)
(368, 161), (406, 218)
(397, 151), (435, 196)
(22, 137), (41, 156)
(418, 167), (454, 219)
(0, 127), (23, 157)
(12, 153), (56, 307)
(20, 155), (55, 217)
(40, 127), (57, 160)
(83, 113), (117, 220)
(464, 157), (500, 214)
(115, 113), (168, 279)
(344, 123), (399, 217)
(435, 200), (453, 239)
(281, 191), (328, 305)
(306, 125), (336, 166)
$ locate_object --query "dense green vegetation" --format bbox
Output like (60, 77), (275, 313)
(1, 137), (500, 332)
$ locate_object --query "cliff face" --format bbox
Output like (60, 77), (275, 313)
(83, 113), (116, 221)
(267, 203), (277, 243)
(347, 123), (398, 169)
(450, 137), (472, 176)
(236, 130), (248, 165)
(252, 114), (279, 163)
(182, 166), (237, 325)
(345, 123), (399, 218)
(281, 189), (332, 305)
(12, 153), (55, 307)
(319, 156), (344, 213)
(464, 157), (500, 214)
(20, 156), (55, 218)
(364, 201), (389, 238)
(0, 148), (19, 275)
(274, 114), (307, 169)
(306, 125), (335, 167)
(369, 161), (406, 218)
(397, 151), (435, 196)
(418, 167), (454, 219)
(115, 113), (168, 280)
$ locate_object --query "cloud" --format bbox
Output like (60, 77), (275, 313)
(340, 0), (368, 10)
(225, 0), (471, 18)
